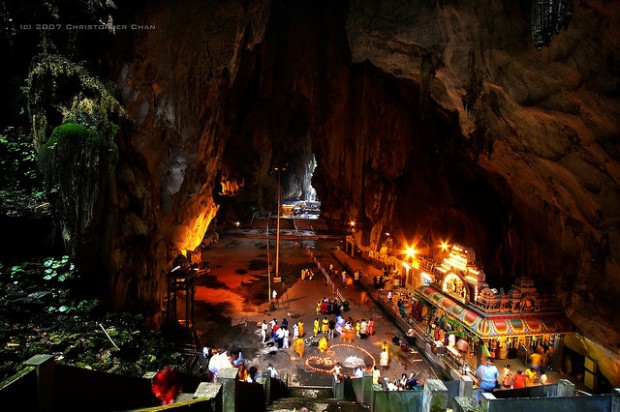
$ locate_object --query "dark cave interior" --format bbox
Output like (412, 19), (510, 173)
(0, 0), (619, 387)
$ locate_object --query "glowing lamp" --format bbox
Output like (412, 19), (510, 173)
(441, 242), (449, 251)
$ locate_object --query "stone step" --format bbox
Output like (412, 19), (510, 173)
(286, 385), (333, 399)
(266, 396), (367, 412)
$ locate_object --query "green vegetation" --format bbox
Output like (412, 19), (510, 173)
(0, 124), (48, 217)
(38, 123), (103, 187)
(0, 257), (185, 382)
(26, 55), (126, 249)
(0, 126), (40, 189)
(42, 255), (75, 282)
(27, 54), (127, 153)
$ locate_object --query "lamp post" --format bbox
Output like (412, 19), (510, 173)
(267, 211), (272, 304)
(273, 165), (286, 292)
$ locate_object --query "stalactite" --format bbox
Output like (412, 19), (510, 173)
(531, 0), (573, 49)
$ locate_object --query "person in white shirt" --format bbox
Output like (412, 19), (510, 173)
(266, 363), (278, 378)
(359, 319), (368, 338)
(208, 350), (232, 382)
(293, 323), (299, 339)
(372, 366), (381, 384)
(539, 368), (548, 385)
(283, 327), (290, 348)
(332, 362), (343, 383)
(276, 327), (285, 348)
(387, 380), (399, 391)
(261, 320), (268, 343)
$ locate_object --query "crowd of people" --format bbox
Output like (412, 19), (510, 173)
(330, 361), (425, 393)
(197, 255), (433, 399)
(475, 351), (552, 396)
(260, 312), (379, 349)
(199, 342), (285, 386)
(382, 372), (425, 391)
(256, 272), (431, 389)
(300, 267), (316, 280)
(499, 346), (551, 390)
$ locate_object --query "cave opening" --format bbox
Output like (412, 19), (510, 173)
(280, 153), (320, 219)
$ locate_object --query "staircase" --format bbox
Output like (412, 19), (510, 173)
(266, 386), (367, 412)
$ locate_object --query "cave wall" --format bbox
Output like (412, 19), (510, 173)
(22, 0), (620, 382)
(340, 0), (620, 380)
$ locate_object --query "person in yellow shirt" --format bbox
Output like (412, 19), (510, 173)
(313, 318), (320, 336)
(525, 367), (537, 386)
(318, 337), (329, 352)
(298, 320), (304, 337)
(236, 363), (249, 382)
(293, 338), (305, 359)
(321, 317), (329, 334)
(530, 352), (543, 372)
(355, 320), (361, 337)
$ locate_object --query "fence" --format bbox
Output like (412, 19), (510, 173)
(306, 245), (336, 292)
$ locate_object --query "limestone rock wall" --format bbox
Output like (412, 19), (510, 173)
(25, 0), (620, 379)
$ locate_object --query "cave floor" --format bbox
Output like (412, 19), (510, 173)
(178, 234), (437, 386)
(177, 233), (577, 390)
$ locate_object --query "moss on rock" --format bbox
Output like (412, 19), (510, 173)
(39, 122), (106, 191)
(27, 54), (127, 296)
(27, 54), (127, 154)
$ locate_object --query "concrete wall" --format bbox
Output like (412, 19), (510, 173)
(236, 380), (265, 411)
(55, 364), (159, 410)
(0, 366), (38, 411)
(493, 384), (558, 399)
(372, 390), (424, 412)
(444, 380), (460, 400)
(486, 394), (612, 412)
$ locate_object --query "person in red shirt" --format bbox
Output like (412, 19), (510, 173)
(151, 366), (181, 404)
(512, 369), (526, 389)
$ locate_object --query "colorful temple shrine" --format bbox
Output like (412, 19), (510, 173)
(412, 245), (573, 368)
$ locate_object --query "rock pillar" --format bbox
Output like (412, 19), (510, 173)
(459, 375), (474, 398)
(25, 354), (55, 412)
(423, 378), (448, 412)
(219, 367), (238, 412)
(557, 378), (576, 397)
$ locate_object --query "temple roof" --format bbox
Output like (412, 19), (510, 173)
(415, 285), (573, 339)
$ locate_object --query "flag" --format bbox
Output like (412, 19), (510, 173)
(481, 343), (491, 357)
